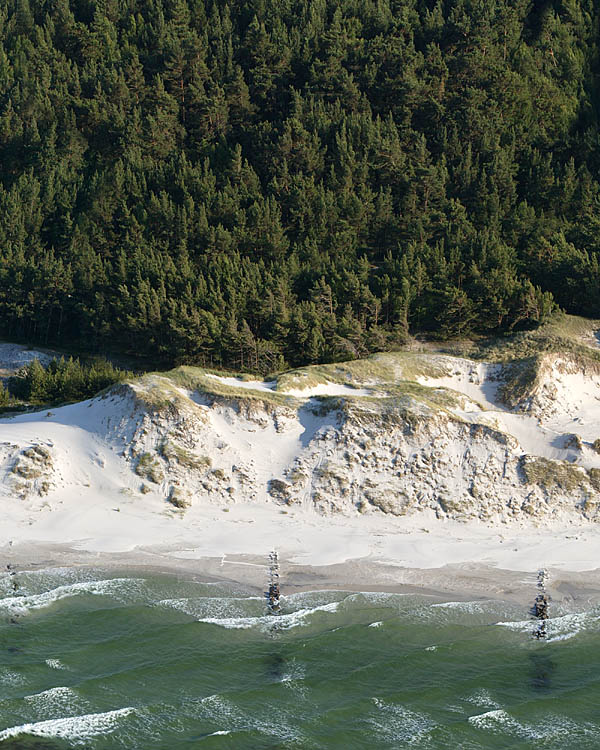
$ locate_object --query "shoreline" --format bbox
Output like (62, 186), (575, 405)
(3, 518), (600, 612)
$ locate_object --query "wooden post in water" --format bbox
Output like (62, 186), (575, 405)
(5, 564), (19, 624)
(531, 568), (549, 639)
(266, 550), (281, 614)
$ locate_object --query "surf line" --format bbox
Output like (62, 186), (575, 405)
(531, 568), (549, 639)
(266, 550), (281, 615)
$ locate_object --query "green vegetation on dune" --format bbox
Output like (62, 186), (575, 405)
(135, 452), (164, 484)
(8, 357), (132, 406)
(1, 1), (600, 372)
(521, 456), (587, 493)
(145, 356), (467, 422)
(274, 352), (450, 392)
(108, 308), (600, 424)
(165, 366), (293, 406)
(159, 439), (212, 471)
(447, 314), (600, 363)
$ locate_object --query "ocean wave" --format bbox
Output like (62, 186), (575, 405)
(192, 581), (256, 596)
(23, 685), (76, 702)
(468, 709), (600, 742)
(23, 686), (88, 718)
(0, 668), (25, 686)
(159, 590), (517, 632)
(156, 590), (350, 622)
(197, 600), (341, 631)
(496, 610), (599, 642)
(0, 577), (147, 616)
(280, 659), (305, 683)
(279, 590), (352, 609)
(463, 688), (501, 710)
(0, 566), (111, 597)
(369, 697), (436, 743)
(197, 694), (307, 743)
(279, 659), (308, 699)
(157, 595), (264, 620)
(332, 593), (517, 625)
(23, 566), (106, 585)
(0, 706), (136, 744)
(7, 567), (253, 603)
(469, 709), (524, 733)
(45, 658), (68, 670)
(432, 600), (489, 612)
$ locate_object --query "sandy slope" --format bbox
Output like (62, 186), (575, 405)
(418, 355), (600, 469)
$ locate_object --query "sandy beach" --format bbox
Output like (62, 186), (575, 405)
(2, 500), (600, 610)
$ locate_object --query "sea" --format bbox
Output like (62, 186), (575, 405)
(0, 567), (598, 749)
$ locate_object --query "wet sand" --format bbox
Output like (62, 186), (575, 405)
(3, 534), (600, 612)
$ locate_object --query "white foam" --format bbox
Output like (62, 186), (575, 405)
(198, 694), (303, 742)
(469, 709), (600, 742)
(0, 707), (135, 744)
(24, 686), (75, 702)
(469, 709), (523, 733)
(0, 668), (25, 686)
(497, 610), (598, 642)
(157, 595), (263, 620)
(280, 660), (305, 683)
(24, 686), (85, 716)
(463, 689), (501, 710)
(26, 566), (103, 584)
(432, 600), (488, 612)
(198, 600), (341, 631)
(370, 698), (436, 743)
(282, 590), (350, 607)
(0, 577), (146, 616)
(46, 658), (67, 670)
(278, 660), (308, 699)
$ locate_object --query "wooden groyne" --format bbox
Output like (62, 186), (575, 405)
(531, 568), (549, 639)
(266, 550), (281, 614)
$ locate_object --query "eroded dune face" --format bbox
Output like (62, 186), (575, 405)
(2, 349), (600, 524)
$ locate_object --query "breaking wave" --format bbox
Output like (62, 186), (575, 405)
(197, 600), (342, 631)
(496, 609), (600, 642)
(0, 577), (147, 617)
(23, 686), (87, 718)
(0, 707), (136, 744)
(468, 709), (600, 742)
(369, 697), (436, 744)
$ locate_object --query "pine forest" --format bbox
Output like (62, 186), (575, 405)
(1, 0), (599, 372)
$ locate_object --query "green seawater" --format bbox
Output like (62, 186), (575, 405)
(0, 568), (598, 749)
